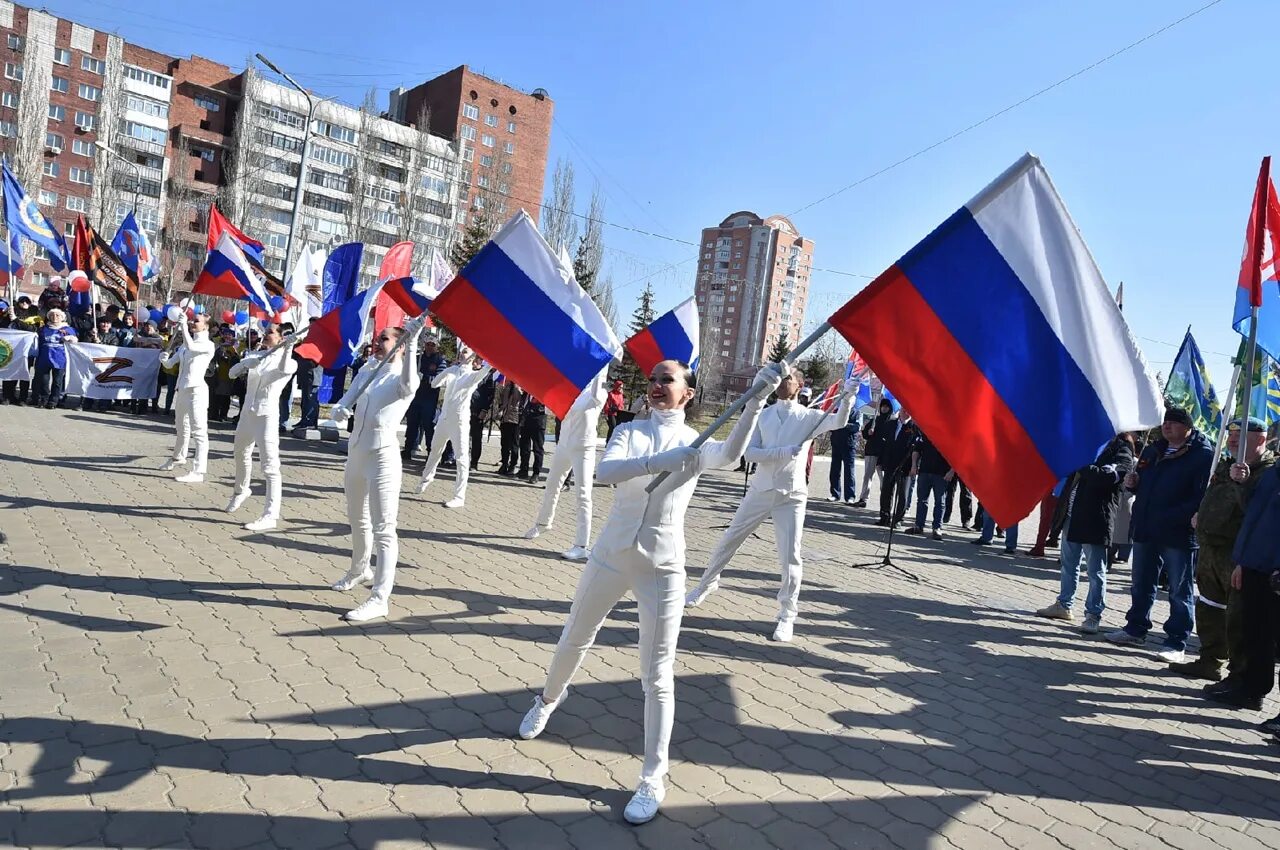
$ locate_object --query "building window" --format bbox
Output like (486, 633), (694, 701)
(501, 162), (512, 175)
(193, 94), (221, 112)
(5, 34), (21, 51)
(308, 168), (350, 193)
(484, 114), (497, 127)
(123, 65), (171, 89)
(1, 92), (16, 109)
(422, 153), (448, 173)
(50, 76), (68, 93)
(311, 143), (355, 169)
(125, 94), (168, 119)
(81, 56), (105, 75)
(53, 47), (70, 65)
(71, 139), (93, 156)
(462, 104), (479, 120)
(74, 111), (96, 131)
(4, 62), (22, 81)
(477, 174), (490, 189)
(193, 147), (215, 162)
(66, 196), (88, 212)
(69, 167), (93, 185)
(303, 191), (350, 215)
(479, 154), (493, 168)
(315, 120), (356, 144)
(364, 183), (401, 204)
(46, 132), (63, 150)
(461, 146), (473, 162)
(78, 83), (101, 102)
(42, 162), (59, 177)
(256, 103), (304, 129)
(370, 137), (406, 158)
(504, 141), (515, 155)
(0, 120), (15, 138)
(507, 120), (516, 134)
(481, 133), (495, 148)
(498, 181), (509, 194)
(256, 128), (302, 152)
(460, 125), (476, 141)
(122, 120), (165, 144)
(48, 104), (65, 121)
(38, 189), (56, 206)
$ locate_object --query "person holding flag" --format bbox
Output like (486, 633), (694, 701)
(416, 345), (493, 509)
(225, 325), (298, 531)
(160, 311), (216, 483)
(516, 358), (785, 825)
(684, 367), (860, 642)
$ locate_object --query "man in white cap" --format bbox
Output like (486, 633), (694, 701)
(417, 345), (492, 508)
(160, 311), (215, 483)
(225, 326), (297, 530)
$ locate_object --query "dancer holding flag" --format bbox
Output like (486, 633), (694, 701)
(517, 359), (785, 825)
(416, 346), (492, 509)
(685, 367), (860, 642)
(160, 311), (215, 483)
(225, 325), (298, 531)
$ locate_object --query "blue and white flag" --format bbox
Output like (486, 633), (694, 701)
(111, 212), (158, 281)
(2, 159), (68, 270)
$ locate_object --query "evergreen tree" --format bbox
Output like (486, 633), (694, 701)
(572, 234), (596, 295)
(769, 331), (792, 364)
(618, 283), (658, 404)
(449, 213), (494, 270)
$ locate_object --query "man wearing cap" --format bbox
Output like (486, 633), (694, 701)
(1105, 407), (1214, 663)
(1181, 418), (1275, 685)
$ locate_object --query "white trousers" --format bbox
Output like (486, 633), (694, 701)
(233, 412), (282, 519)
(543, 547), (684, 783)
(698, 489), (807, 624)
(421, 417), (469, 501)
(171, 385), (209, 474)
(857, 455), (882, 502)
(344, 445), (402, 601)
(535, 443), (597, 548)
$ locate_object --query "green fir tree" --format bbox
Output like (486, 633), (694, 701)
(618, 282), (658, 405)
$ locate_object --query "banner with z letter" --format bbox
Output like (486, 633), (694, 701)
(66, 343), (161, 400)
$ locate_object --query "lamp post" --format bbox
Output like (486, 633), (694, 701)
(255, 53), (315, 280)
(95, 140), (140, 212)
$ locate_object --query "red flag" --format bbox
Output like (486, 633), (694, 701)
(1238, 157), (1280, 309)
(372, 241), (415, 336)
(72, 215), (91, 272)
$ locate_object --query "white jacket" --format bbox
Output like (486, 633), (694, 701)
(558, 371), (608, 450)
(229, 345), (298, 417)
(746, 395), (854, 495)
(339, 340), (420, 452)
(592, 394), (768, 568)
(430, 361), (493, 426)
(161, 323), (215, 390)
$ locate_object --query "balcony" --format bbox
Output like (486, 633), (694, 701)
(116, 136), (167, 159)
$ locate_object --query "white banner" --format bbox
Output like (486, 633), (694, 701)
(66, 342), (162, 400)
(0, 329), (36, 381)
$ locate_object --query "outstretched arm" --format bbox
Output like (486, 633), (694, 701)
(700, 364), (785, 470)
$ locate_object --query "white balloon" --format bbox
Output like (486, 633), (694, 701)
(165, 305), (184, 322)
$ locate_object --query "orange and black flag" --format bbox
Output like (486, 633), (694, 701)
(76, 215), (138, 306)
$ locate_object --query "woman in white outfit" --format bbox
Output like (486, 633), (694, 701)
(417, 347), (492, 508)
(329, 323), (423, 622)
(226, 327), (298, 531)
(524, 370), (607, 561)
(685, 369), (858, 642)
(517, 359), (784, 825)
(160, 314), (216, 483)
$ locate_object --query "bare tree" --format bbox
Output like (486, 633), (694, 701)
(572, 183), (604, 293)
(541, 157), (577, 253)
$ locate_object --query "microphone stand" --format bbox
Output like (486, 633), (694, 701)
(850, 446), (915, 572)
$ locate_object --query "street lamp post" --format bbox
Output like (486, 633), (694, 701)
(255, 53), (315, 281)
(95, 140), (140, 212)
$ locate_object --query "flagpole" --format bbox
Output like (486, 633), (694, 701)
(1207, 362), (1241, 482)
(317, 311), (430, 422)
(1239, 308), (1260, 445)
(645, 321), (832, 493)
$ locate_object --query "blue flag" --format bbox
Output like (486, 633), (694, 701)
(318, 242), (364, 404)
(1165, 329), (1222, 440)
(2, 159), (68, 271)
(111, 212), (158, 281)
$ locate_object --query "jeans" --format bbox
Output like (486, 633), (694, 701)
(978, 515), (1018, 550)
(403, 391), (439, 457)
(296, 364), (320, 427)
(912, 472), (948, 531)
(829, 432), (857, 500)
(1122, 543), (1196, 650)
(1056, 540), (1108, 617)
(32, 365), (65, 406)
(519, 419), (545, 477)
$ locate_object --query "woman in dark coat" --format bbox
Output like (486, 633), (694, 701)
(1035, 433), (1136, 633)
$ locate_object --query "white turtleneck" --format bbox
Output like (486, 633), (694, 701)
(162, 323), (216, 390)
(745, 395), (854, 495)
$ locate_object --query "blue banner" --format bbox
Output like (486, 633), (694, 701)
(317, 242), (364, 403)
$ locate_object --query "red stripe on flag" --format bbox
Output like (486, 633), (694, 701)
(374, 241), (414, 336)
(624, 328), (666, 378)
(432, 275), (581, 418)
(830, 266), (1056, 526)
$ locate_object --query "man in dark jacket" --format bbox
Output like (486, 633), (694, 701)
(875, 412), (917, 528)
(1202, 462), (1280, 713)
(1105, 407), (1214, 662)
(828, 418), (858, 503)
(1035, 434), (1136, 632)
(1189, 418), (1276, 685)
(857, 399), (896, 508)
(517, 392), (546, 482)
(403, 334), (446, 460)
(468, 370), (497, 471)
(904, 430), (952, 540)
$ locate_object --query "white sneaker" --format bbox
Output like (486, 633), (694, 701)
(623, 779), (666, 825)
(523, 525), (544, 540)
(225, 492), (249, 513)
(175, 472), (205, 484)
(685, 579), (719, 607)
(771, 620), (795, 643)
(561, 546), (589, 562)
(518, 694), (559, 740)
(332, 568), (375, 592)
(1104, 628), (1146, 646)
(415, 475), (434, 495)
(343, 597), (388, 622)
(244, 516), (278, 532)
(828, 495), (839, 502)
(1157, 647), (1187, 664)
(444, 497), (465, 509)
(159, 459), (181, 472)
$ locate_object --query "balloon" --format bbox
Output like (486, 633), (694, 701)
(178, 297), (191, 308)
(261, 319), (272, 330)
(165, 305), (183, 322)
(222, 310), (236, 324)
(68, 272), (91, 293)
(149, 309), (163, 324)
(192, 304), (204, 315)
(269, 295), (286, 312)
(234, 310), (249, 325)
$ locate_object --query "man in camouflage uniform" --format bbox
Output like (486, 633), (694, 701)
(1171, 418), (1275, 683)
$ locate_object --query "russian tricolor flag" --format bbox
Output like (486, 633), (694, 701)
(1234, 156), (1280, 362)
(294, 279), (385, 369)
(382, 276), (436, 318)
(194, 232), (273, 314)
(624, 296), (700, 377)
(830, 154), (1162, 526)
(429, 212), (621, 419)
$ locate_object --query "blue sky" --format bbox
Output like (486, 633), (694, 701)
(50, 0), (1273, 386)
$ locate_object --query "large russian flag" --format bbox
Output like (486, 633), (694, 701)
(625, 296), (700, 377)
(194, 232), (273, 314)
(830, 154), (1162, 526)
(1234, 156), (1280, 362)
(294, 279), (385, 369)
(429, 212), (621, 419)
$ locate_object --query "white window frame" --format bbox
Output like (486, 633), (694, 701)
(71, 139), (93, 157)
(53, 48), (71, 65)
(48, 104), (65, 121)
(66, 196), (88, 212)
(50, 76), (68, 93)
(462, 104), (479, 120)
(81, 56), (105, 75)
(78, 83), (101, 102)
(69, 167), (93, 186)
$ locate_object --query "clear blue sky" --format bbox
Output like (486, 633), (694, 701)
(50, 0), (1274, 386)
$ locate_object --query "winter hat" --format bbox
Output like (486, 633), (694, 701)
(1163, 407), (1194, 428)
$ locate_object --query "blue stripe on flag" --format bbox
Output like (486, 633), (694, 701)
(645, 309), (696, 365)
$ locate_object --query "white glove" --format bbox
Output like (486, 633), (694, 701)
(646, 445), (699, 476)
(754, 363), (786, 393)
(842, 377), (860, 396)
(330, 404), (352, 424)
(787, 443), (806, 458)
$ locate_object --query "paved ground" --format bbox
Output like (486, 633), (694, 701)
(2, 404), (1279, 850)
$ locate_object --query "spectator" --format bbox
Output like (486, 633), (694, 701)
(292, 347), (322, 431)
(403, 333), (446, 460)
(1035, 433), (1136, 632)
(157, 321), (180, 415)
(1105, 407), (1214, 663)
(604, 378), (626, 441)
(469, 368), (497, 471)
(131, 320), (164, 414)
(904, 429), (953, 540)
(973, 510), (1021, 553)
(32, 308), (77, 409)
(1026, 482), (1066, 557)
(495, 378), (523, 476)
(115, 311), (137, 348)
(628, 392), (650, 421)
(210, 329), (241, 421)
(875, 410), (917, 528)
(1202, 461), (1280, 713)
(2, 297), (40, 405)
(37, 279), (66, 315)
(517, 391), (546, 482)
(829, 413), (858, 504)
(1181, 418), (1275, 684)
(857, 398), (896, 508)
(943, 475), (973, 529)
